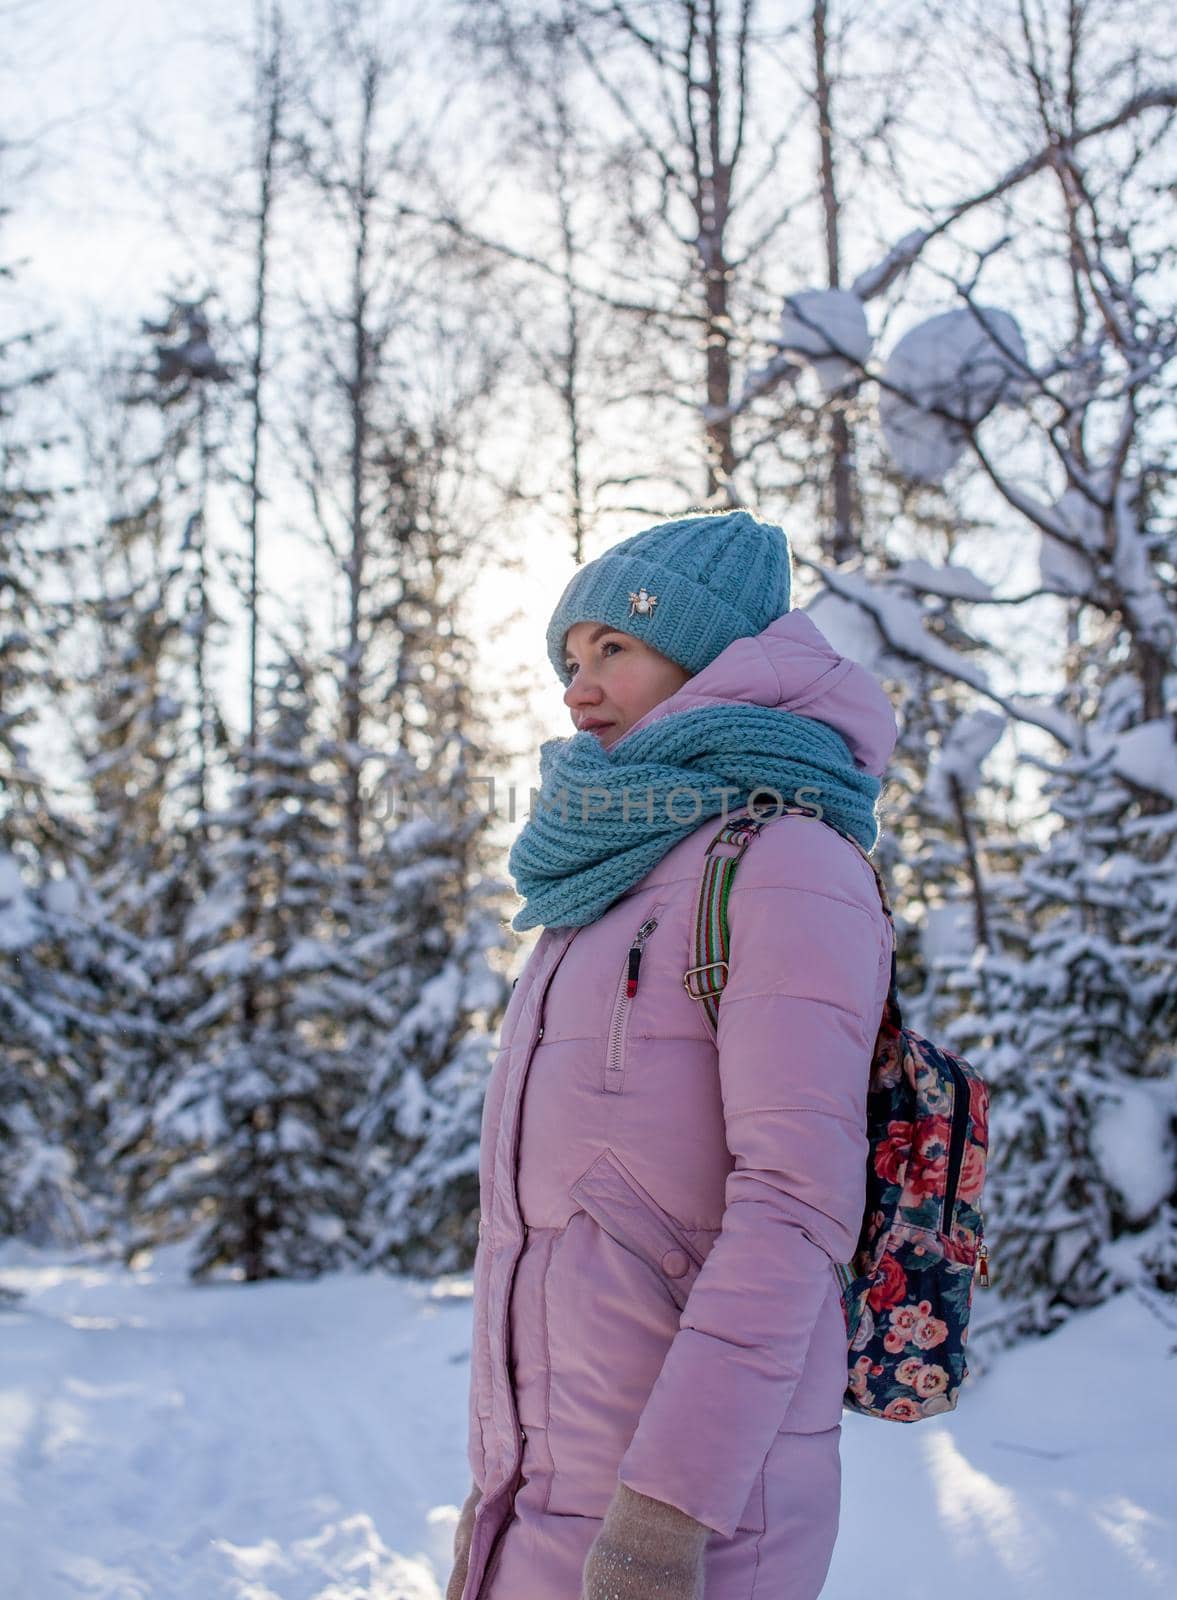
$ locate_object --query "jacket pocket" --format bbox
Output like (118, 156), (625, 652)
(569, 1148), (706, 1313)
(603, 907), (664, 1094)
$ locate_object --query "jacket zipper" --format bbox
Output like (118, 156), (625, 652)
(604, 915), (659, 1086)
(495, 926), (578, 1523)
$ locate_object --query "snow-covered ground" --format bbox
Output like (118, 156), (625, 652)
(1, 1242), (1174, 1599)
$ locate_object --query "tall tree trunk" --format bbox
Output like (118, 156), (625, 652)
(696, 0), (738, 499)
(813, 0), (857, 563)
(555, 136), (588, 563)
(343, 60), (378, 864)
(191, 394), (215, 887)
(245, 0), (283, 751)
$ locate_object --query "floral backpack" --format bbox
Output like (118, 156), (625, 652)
(684, 808), (991, 1421)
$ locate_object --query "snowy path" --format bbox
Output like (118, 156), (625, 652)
(0, 1245), (469, 1599)
(0, 1243), (1173, 1599)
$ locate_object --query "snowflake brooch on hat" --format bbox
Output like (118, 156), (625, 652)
(628, 588), (658, 618)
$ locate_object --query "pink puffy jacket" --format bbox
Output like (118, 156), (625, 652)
(462, 610), (898, 1600)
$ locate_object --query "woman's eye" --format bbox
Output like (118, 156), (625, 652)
(566, 640), (621, 676)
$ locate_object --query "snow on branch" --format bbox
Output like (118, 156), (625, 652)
(878, 306), (1029, 482)
(851, 230), (930, 302)
(774, 289), (872, 398)
(798, 556), (1081, 750)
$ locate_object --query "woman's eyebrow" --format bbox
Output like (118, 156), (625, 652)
(567, 625), (620, 661)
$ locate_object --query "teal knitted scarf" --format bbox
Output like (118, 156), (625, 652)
(508, 703), (881, 931)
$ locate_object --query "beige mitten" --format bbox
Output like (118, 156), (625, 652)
(581, 1480), (710, 1600)
(446, 1480), (482, 1600)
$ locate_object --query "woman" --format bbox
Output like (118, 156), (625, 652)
(448, 509), (897, 1600)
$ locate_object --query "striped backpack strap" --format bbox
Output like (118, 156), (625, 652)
(683, 815), (766, 1034)
(684, 806), (898, 1037)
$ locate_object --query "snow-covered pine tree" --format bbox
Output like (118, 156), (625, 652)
(939, 482), (1177, 1343)
(139, 650), (363, 1280)
(806, 529), (1025, 1036)
(0, 852), (166, 1244)
(850, 6), (1177, 1343)
(273, 18), (514, 1277)
(955, 748), (1176, 1336)
(336, 439), (511, 1278)
(0, 252), (118, 1242)
(125, 294), (234, 878)
(78, 549), (210, 1255)
(354, 658), (511, 1279)
(63, 302), (240, 1255)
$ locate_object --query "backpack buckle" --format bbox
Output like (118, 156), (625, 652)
(683, 959), (729, 999)
(706, 818), (761, 859)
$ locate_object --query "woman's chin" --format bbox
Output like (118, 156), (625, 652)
(572, 720), (625, 749)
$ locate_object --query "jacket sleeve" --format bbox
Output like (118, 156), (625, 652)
(616, 815), (892, 1538)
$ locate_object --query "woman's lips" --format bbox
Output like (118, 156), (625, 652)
(579, 719), (613, 733)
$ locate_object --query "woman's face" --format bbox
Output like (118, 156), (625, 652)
(562, 621), (692, 750)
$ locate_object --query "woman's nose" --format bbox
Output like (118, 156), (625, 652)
(564, 673), (602, 708)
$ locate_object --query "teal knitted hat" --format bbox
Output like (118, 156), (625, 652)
(547, 508), (794, 686)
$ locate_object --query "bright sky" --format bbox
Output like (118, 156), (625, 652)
(4, 0), (1084, 860)
(4, 0), (589, 830)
